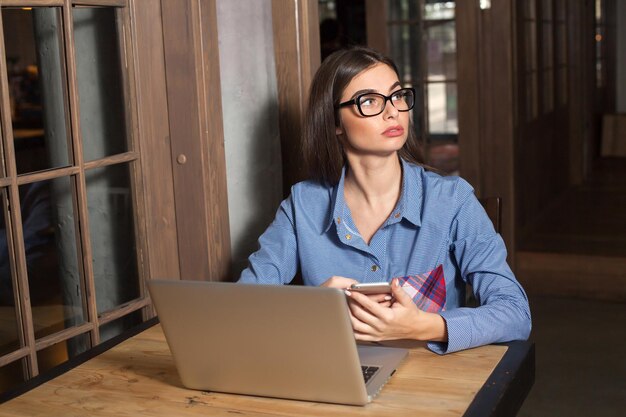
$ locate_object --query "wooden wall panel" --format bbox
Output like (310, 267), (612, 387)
(456, 0), (516, 265)
(456, 1), (482, 195)
(272, 0), (321, 192)
(160, 0), (230, 281)
(130, 0), (180, 281)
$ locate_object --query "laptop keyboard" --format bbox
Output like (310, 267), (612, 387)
(361, 366), (380, 383)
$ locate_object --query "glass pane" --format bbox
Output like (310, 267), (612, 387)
(19, 177), (84, 340)
(424, 1), (455, 20)
(3, 7), (72, 175)
(99, 310), (142, 343)
(73, 7), (129, 161)
(425, 20), (456, 81)
(36, 331), (90, 374)
(427, 82), (457, 134)
(389, 24), (421, 87)
(0, 360), (26, 395)
(86, 164), (139, 314)
(0, 188), (20, 357)
(388, 0), (419, 21)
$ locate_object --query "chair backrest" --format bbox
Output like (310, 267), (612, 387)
(478, 197), (502, 233)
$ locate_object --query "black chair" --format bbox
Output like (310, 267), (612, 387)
(465, 197), (502, 307)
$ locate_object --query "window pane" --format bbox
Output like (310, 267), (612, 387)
(389, 24), (421, 86)
(0, 188), (20, 357)
(19, 178), (84, 340)
(424, 1), (455, 20)
(3, 7), (72, 175)
(85, 164), (139, 314)
(425, 20), (456, 81)
(99, 310), (142, 343)
(36, 331), (90, 374)
(73, 7), (129, 161)
(388, 0), (419, 21)
(0, 360), (26, 394)
(427, 82), (457, 134)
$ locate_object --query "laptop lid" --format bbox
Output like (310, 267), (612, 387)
(148, 280), (407, 406)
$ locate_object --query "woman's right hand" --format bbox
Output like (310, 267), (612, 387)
(320, 276), (359, 290)
(321, 276), (392, 306)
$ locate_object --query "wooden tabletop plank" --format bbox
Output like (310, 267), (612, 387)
(0, 324), (507, 417)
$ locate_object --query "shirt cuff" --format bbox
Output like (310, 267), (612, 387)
(426, 308), (473, 355)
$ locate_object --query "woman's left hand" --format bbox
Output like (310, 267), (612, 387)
(345, 278), (448, 342)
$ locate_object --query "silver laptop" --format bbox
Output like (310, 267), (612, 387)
(148, 279), (407, 406)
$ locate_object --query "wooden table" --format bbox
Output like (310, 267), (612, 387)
(0, 319), (534, 417)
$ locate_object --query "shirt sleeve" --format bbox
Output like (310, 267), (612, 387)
(238, 195), (299, 285)
(427, 191), (532, 354)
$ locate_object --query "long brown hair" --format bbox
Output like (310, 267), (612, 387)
(302, 46), (425, 184)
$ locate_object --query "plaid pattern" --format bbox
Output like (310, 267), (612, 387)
(397, 264), (446, 312)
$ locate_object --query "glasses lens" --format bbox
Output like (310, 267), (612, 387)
(357, 94), (385, 116)
(391, 89), (414, 111)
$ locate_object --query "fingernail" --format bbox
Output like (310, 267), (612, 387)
(344, 290), (352, 296)
(384, 295), (392, 301)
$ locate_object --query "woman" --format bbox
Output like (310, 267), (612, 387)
(239, 46), (531, 354)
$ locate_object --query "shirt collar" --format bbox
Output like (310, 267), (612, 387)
(324, 166), (347, 233)
(399, 158), (423, 227)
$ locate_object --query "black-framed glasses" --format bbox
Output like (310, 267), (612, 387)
(338, 87), (415, 117)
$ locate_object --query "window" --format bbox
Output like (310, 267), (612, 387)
(0, 1), (148, 394)
(519, 0), (568, 121)
(387, 0), (458, 143)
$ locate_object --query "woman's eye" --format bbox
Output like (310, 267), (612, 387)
(391, 92), (405, 101)
(360, 96), (379, 107)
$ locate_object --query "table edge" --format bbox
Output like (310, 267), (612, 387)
(462, 340), (536, 417)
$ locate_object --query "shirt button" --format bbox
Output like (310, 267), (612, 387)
(371, 265), (378, 272)
(345, 234), (352, 240)
(394, 212), (401, 218)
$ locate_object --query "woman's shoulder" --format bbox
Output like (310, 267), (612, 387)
(287, 179), (334, 207)
(404, 161), (475, 198)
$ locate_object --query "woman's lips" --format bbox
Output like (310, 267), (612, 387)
(382, 126), (405, 137)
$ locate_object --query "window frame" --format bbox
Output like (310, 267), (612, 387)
(0, 0), (151, 381)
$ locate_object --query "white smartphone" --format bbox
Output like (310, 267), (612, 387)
(349, 282), (392, 294)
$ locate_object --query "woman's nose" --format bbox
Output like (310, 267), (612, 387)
(383, 100), (400, 119)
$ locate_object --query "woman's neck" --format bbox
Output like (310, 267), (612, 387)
(344, 154), (402, 208)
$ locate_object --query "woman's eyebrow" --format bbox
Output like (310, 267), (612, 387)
(349, 82), (403, 99)
(349, 88), (377, 99)
(388, 81), (401, 91)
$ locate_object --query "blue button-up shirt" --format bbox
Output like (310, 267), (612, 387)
(239, 159), (531, 354)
